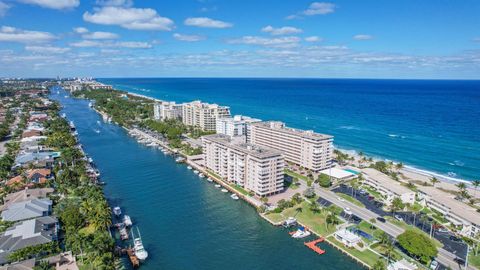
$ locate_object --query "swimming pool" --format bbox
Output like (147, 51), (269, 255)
(344, 169), (359, 175)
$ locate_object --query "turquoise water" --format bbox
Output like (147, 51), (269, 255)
(50, 87), (363, 269)
(344, 169), (359, 175)
(98, 78), (480, 182)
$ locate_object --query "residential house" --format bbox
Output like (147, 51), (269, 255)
(361, 168), (416, 206)
(1, 199), (52, 222)
(0, 188), (54, 211)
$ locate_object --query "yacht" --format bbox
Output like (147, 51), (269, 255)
(221, 188), (229, 193)
(291, 227), (311, 239)
(61, 113), (66, 118)
(88, 102), (93, 108)
(231, 194), (239, 200)
(193, 170), (199, 174)
(187, 166), (192, 170)
(207, 178), (213, 183)
(113, 206), (122, 217)
(132, 228), (148, 262)
(199, 173), (205, 178)
(123, 215), (133, 227)
(214, 184), (221, 188)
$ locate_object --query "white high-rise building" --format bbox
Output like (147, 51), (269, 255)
(202, 134), (284, 197)
(250, 121), (333, 172)
(182, 100), (230, 131)
(153, 102), (182, 121)
(216, 115), (261, 141)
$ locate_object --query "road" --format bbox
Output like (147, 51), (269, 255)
(313, 185), (474, 270)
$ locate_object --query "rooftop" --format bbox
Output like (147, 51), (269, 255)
(203, 134), (283, 159)
(1, 198), (52, 222)
(362, 168), (414, 195)
(319, 167), (356, 180)
(251, 121), (333, 140)
(1, 188), (54, 212)
(418, 185), (480, 226)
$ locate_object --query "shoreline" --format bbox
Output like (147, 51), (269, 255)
(120, 88), (475, 187)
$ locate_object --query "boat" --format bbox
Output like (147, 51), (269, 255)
(61, 113), (66, 118)
(96, 120), (101, 125)
(199, 173), (205, 178)
(187, 166), (192, 170)
(115, 223), (129, 240)
(175, 157), (185, 163)
(88, 102), (93, 108)
(132, 227), (148, 262)
(291, 227), (311, 238)
(113, 206), (122, 217)
(214, 184), (221, 188)
(231, 194), (239, 200)
(94, 129), (100, 134)
(221, 188), (228, 193)
(207, 178), (213, 183)
(64, 95), (68, 98)
(282, 217), (297, 228)
(193, 170), (199, 174)
(123, 215), (133, 227)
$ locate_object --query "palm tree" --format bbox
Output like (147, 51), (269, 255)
(430, 177), (439, 187)
(456, 182), (467, 191)
(395, 162), (403, 170)
(378, 231), (389, 246)
(472, 179), (480, 198)
(390, 197), (404, 215)
(383, 240), (395, 264)
(309, 201), (320, 213)
(294, 207), (303, 217)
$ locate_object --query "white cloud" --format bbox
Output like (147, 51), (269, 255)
(83, 31), (119, 39)
(261, 25), (302, 36)
(173, 33), (205, 42)
(83, 6), (174, 31)
(305, 36), (322, 42)
(304, 2), (336, 15)
(18, 0), (79, 10)
(353, 34), (373, 40)
(228, 36), (301, 48)
(0, 26), (56, 43)
(287, 2), (335, 19)
(73, 27), (89, 34)
(184, 17), (232, 28)
(69, 40), (152, 48)
(25, 45), (71, 53)
(0, 1), (10, 17)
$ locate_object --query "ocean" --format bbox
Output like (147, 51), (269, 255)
(50, 87), (363, 270)
(99, 78), (480, 182)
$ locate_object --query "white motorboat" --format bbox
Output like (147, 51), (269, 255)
(88, 102), (93, 108)
(123, 215), (132, 227)
(291, 227), (311, 238)
(175, 157), (185, 163)
(113, 206), (122, 217)
(94, 129), (100, 134)
(214, 184), (221, 188)
(61, 113), (66, 118)
(132, 228), (148, 261)
(207, 178), (213, 183)
(221, 188), (228, 193)
(231, 194), (239, 200)
(199, 173), (205, 178)
(187, 166), (192, 170)
(193, 170), (199, 174)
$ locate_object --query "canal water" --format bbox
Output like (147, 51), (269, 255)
(50, 87), (362, 270)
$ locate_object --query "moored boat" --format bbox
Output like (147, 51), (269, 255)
(132, 227), (148, 262)
(113, 206), (122, 217)
(221, 188), (228, 193)
(231, 194), (239, 200)
(123, 215), (133, 227)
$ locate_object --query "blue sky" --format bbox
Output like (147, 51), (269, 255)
(0, 0), (479, 79)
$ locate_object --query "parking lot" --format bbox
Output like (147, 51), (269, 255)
(332, 185), (468, 262)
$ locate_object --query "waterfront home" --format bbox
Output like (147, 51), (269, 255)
(5, 175), (24, 188)
(361, 168), (415, 206)
(1, 198), (52, 222)
(19, 135), (47, 143)
(21, 130), (42, 139)
(202, 134), (284, 197)
(387, 259), (417, 270)
(249, 121), (333, 172)
(153, 101), (182, 121)
(318, 167), (357, 183)
(25, 168), (52, 184)
(333, 229), (362, 248)
(0, 216), (58, 265)
(28, 113), (48, 122)
(13, 151), (60, 169)
(0, 188), (54, 211)
(0, 258), (36, 269)
(44, 251), (79, 270)
(417, 186), (480, 237)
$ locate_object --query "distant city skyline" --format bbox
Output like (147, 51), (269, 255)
(0, 0), (479, 79)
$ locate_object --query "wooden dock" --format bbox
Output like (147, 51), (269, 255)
(304, 238), (326, 255)
(127, 248), (139, 268)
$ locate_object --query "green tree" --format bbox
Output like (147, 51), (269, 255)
(472, 180), (480, 198)
(372, 260), (386, 270)
(430, 177), (439, 187)
(317, 173), (331, 188)
(390, 197), (404, 214)
(396, 230), (438, 264)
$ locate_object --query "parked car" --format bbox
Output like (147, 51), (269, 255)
(368, 196), (374, 201)
(430, 260), (439, 269)
(376, 217), (386, 223)
(454, 257), (466, 265)
(449, 235), (462, 242)
(394, 215), (404, 222)
(337, 196), (345, 202)
(437, 227), (449, 233)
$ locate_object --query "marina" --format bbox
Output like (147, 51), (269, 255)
(50, 88), (362, 270)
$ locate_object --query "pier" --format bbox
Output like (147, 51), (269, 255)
(304, 238), (326, 255)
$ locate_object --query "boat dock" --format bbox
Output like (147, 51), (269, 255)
(304, 238), (326, 255)
(127, 248), (139, 268)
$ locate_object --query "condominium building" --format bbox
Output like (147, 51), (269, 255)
(202, 134), (284, 197)
(182, 101), (231, 131)
(153, 101), (182, 121)
(216, 115), (261, 141)
(249, 121), (333, 172)
(361, 168), (416, 206)
(417, 186), (480, 237)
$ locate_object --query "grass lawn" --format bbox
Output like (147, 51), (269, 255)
(337, 193), (365, 208)
(384, 217), (443, 248)
(370, 242), (403, 261)
(285, 169), (313, 182)
(284, 179), (300, 190)
(264, 212), (285, 224)
(469, 253), (480, 269)
(230, 184), (249, 196)
(327, 236), (382, 267)
(356, 220), (384, 239)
